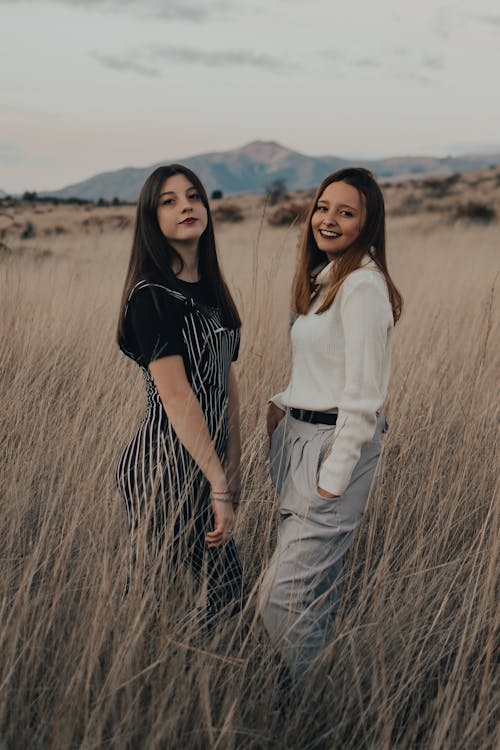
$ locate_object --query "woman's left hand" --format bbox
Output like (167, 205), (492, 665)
(317, 486), (338, 499)
(207, 497), (236, 548)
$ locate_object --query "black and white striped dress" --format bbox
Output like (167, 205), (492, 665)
(115, 279), (243, 616)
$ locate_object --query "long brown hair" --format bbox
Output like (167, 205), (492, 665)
(117, 164), (241, 340)
(293, 167), (402, 322)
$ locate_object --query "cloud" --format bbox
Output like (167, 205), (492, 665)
(395, 69), (435, 87)
(92, 44), (294, 76)
(421, 55), (445, 70)
(0, 0), (213, 20)
(148, 44), (293, 72)
(430, 4), (463, 38)
(391, 47), (409, 58)
(321, 49), (345, 62)
(471, 13), (500, 26)
(393, 56), (444, 87)
(91, 53), (161, 78)
(322, 48), (442, 86)
(144, 0), (229, 20)
(353, 57), (381, 68)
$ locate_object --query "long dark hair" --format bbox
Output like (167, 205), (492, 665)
(293, 167), (402, 323)
(117, 164), (241, 339)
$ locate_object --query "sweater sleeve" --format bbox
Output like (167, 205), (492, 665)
(269, 391), (287, 411)
(317, 277), (393, 496)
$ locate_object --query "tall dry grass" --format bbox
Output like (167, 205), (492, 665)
(0, 211), (498, 749)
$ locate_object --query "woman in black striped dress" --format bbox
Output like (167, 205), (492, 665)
(116, 164), (243, 622)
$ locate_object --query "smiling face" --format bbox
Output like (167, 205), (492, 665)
(156, 172), (208, 252)
(311, 180), (366, 260)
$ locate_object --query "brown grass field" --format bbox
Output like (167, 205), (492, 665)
(0, 191), (499, 749)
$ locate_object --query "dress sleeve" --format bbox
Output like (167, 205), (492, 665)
(317, 277), (393, 496)
(231, 334), (240, 362)
(125, 286), (186, 366)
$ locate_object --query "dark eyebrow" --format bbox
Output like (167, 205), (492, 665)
(317, 199), (358, 211)
(159, 188), (197, 198)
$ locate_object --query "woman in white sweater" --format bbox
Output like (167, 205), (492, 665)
(260, 167), (402, 684)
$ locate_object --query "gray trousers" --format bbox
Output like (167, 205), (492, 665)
(259, 411), (386, 682)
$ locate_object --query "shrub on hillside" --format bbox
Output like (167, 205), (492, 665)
(422, 173), (461, 197)
(267, 201), (309, 227)
(210, 189), (223, 200)
(212, 203), (244, 223)
(20, 221), (35, 239)
(81, 214), (132, 232)
(266, 178), (289, 206)
(81, 216), (105, 233)
(66, 197), (90, 206)
(453, 201), (496, 223)
(390, 193), (423, 216)
(43, 225), (67, 236)
(110, 214), (132, 230)
(0, 240), (12, 256)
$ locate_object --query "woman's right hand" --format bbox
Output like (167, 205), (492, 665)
(267, 401), (285, 448)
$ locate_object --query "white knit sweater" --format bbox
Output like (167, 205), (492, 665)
(271, 257), (394, 496)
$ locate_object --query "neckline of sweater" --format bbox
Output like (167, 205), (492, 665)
(314, 254), (378, 287)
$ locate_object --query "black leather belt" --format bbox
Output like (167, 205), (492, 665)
(290, 408), (338, 426)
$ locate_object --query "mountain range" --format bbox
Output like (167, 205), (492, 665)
(42, 141), (500, 202)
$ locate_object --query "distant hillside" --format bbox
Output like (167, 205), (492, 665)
(42, 141), (500, 202)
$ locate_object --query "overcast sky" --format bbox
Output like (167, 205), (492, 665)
(1, 0), (499, 192)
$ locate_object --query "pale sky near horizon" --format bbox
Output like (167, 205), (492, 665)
(1, 0), (499, 193)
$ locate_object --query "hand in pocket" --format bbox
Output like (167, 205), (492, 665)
(317, 485), (338, 499)
(267, 401), (285, 449)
